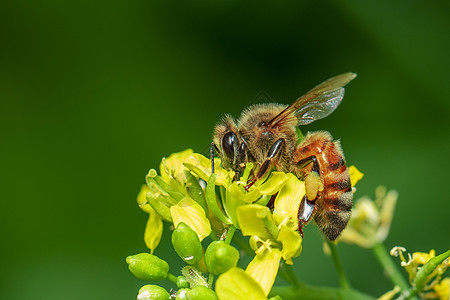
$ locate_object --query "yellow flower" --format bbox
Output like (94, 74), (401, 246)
(137, 184), (153, 214)
(183, 153), (230, 187)
(272, 173), (305, 226)
(255, 172), (289, 195)
(246, 247), (282, 296)
(338, 186), (397, 248)
(390, 246), (450, 297)
(348, 165), (364, 187)
(160, 149), (193, 183)
(144, 205), (163, 254)
(235, 173), (305, 293)
(225, 172), (289, 229)
(433, 277), (450, 300)
(215, 268), (267, 300)
(277, 221), (302, 265)
(170, 197), (211, 241)
(137, 185), (163, 254)
(237, 205), (274, 240)
(405, 250), (436, 282)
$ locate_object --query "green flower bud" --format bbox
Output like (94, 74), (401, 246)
(172, 222), (203, 265)
(176, 276), (190, 289)
(137, 284), (170, 300)
(175, 288), (190, 300)
(205, 241), (239, 275)
(126, 253), (169, 281)
(186, 286), (218, 300)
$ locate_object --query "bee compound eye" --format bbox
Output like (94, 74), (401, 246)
(222, 131), (237, 160)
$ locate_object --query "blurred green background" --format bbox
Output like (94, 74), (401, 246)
(1, 0), (449, 299)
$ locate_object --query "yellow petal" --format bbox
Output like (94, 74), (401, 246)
(237, 205), (273, 240)
(273, 174), (305, 226)
(160, 149), (193, 183)
(225, 187), (247, 229)
(228, 181), (261, 203)
(137, 184), (153, 214)
(245, 248), (282, 296)
(376, 190), (398, 243)
(216, 268), (267, 300)
(434, 277), (450, 300)
(277, 224), (302, 264)
(412, 249), (435, 265)
(144, 206), (163, 254)
(257, 172), (288, 195)
(337, 227), (374, 248)
(170, 197), (211, 241)
(183, 153), (230, 187)
(349, 165), (364, 187)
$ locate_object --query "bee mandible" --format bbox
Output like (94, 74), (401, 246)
(213, 73), (357, 241)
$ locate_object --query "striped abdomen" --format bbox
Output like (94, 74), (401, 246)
(292, 131), (352, 241)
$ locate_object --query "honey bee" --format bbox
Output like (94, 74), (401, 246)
(213, 73), (357, 241)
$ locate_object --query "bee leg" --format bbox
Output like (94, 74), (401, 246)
(296, 155), (323, 200)
(297, 195), (316, 238)
(295, 155), (321, 238)
(296, 155), (320, 173)
(245, 138), (284, 190)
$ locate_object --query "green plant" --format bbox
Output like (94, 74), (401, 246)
(127, 149), (449, 300)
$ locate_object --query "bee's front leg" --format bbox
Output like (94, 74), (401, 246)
(245, 138), (284, 190)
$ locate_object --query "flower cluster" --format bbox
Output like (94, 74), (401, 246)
(128, 148), (365, 299)
(387, 247), (450, 300)
(337, 185), (397, 248)
(131, 149), (310, 299)
(127, 148), (450, 300)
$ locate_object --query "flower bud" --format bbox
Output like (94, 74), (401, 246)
(172, 222), (203, 265)
(186, 286), (218, 300)
(137, 284), (170, 300)
(126, 253), (169, 281)
(205, 241), (239, 275)
(176, 276), (190, 289)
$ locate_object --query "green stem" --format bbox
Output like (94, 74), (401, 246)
(285, 264), (303, 288)
(371, 243), (409, 290)
(225, 225), (237, 244)
(279, 261), (303, 289)
(167, 273), (177, 284)
(327, 240), (351, 289)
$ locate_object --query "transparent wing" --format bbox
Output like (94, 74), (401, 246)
(295, 88), (345, 125)
(268, 72), (357, 127)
